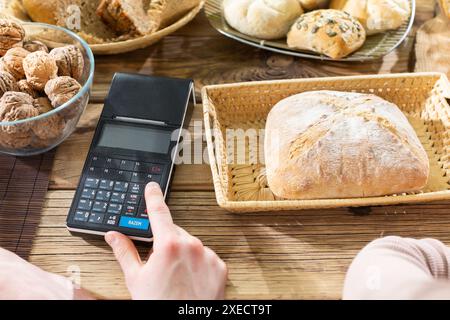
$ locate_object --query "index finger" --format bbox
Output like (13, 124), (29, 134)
(145, 182), (174, 240)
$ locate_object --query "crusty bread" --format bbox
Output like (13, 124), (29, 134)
(298, 0), (329, 11)
(223, 0), (303, 40)
(21, 0), (116, 43)
(264, 91), (429, 200)
(97, 0), (157, 36)
(148, 0), (201, 28)
(330, 0), (410, 35)
(287, 9), (365, 59)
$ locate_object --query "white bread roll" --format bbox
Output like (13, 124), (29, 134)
(330, 0), (411, 35)
(223, 0), (303, 40)
(264, 91), (429, 200)
(287, 9), (366, 59)
(298, 0), (329, 11)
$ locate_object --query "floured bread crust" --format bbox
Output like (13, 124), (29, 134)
(264, 91), (429, 199)
(223, 0), (303, 40)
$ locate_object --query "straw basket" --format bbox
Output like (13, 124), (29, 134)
(202, 73), (450, 212)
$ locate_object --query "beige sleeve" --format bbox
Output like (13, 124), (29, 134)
(343, 236), (450, 299)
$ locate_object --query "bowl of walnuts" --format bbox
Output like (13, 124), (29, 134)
(0, 18), (94, 156)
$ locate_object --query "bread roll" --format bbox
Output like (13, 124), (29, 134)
(287, 9), (365, 59)
(223, 0), (303, 40)
(330, 0), (411, 35)
(264, 91), (429, 200)
(298, 0), (329, 11)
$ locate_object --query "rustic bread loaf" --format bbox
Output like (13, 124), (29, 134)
(298, 0), (329, 11)
(97, 0), (157, 36)
(22, 0), (116, 43)
(287, 9), (365, 59)
(264, 91), (429, 200)
(330, 0), (410, 35)
(223, 0), (303, 40)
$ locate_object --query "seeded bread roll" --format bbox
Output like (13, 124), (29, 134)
(330, 0), (411, 35)
(264, 91), (429, 200)
(287, 9), (366, 59)
(223, 0), (303, 40)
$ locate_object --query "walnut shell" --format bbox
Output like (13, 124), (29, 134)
(0, 130), (32, 149)
(23, 40), (49, 53)
(30, 96), (65, 141)
(23, 51), (58, 91)
(3, 47), (30, 80)
(17, 79), (39, 98)
(44, 76), (81, 108)
(0, 71), (18, 98)
(50, 45), (84, 81)
(0, 92), (37, 135)
(0, 19), (25, 56)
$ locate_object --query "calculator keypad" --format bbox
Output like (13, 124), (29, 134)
(72, 155), (166, 232)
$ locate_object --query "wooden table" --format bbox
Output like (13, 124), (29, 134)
(28, 0), (448, 299)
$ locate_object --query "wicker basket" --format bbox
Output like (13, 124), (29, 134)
(202, 73), (450, 212)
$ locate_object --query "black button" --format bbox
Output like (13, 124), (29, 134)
(126, 194), (141, 206)
(84, 178), (100, 188)
(116, 170), (132, 182)
(88, 213), (105, 224)
(99, 179), (114, 190)
(110, 192), (126, 203)
(137, 203), (148, 218)
(131, 172), (146, 183)
(81, 188), (96, 199)
(123, 205), (137, 216)
(74, 210), (89, 222)
(120, 160), (135, 171)
(149, 175), (161, 184)
(96, 190), (111, 201)
(87, 167), (102, 177)
(114, 181), (129, 192)
(105, 158), (121, 169)
(107, 203), (122, 214)
(134, 162), (144, 172)
(130, 183), (143, 194)
(77, 199), (92, 211)
(90, 156), (105, 167)
(105, 214), (119, 226)
(92, 201), (108, 213)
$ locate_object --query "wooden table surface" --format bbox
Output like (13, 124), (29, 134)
(28, 0), (449, 299)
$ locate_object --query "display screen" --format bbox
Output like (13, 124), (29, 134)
(97, 123), (172, 154)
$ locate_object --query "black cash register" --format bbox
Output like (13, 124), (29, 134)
(66, 73), (194, 242)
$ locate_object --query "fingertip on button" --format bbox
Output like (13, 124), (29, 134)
(145, 181), (160, 192)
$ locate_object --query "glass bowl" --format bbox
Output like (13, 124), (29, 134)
(0, 22), (95, 156)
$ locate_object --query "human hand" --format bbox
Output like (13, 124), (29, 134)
(0, 247), (76, 299)
(105, 182), (228, 300)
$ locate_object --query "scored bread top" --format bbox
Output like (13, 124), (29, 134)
(264, 90), (429, 200)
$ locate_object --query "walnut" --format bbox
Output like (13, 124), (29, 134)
(0, 130), (32, 149)
(23, 40), (49, 53)
(44, 76), (81, 108)
(17, 79), (39, 98)
(0, 19), (25, 56)
(23, 51), (58, 91)
(32, 98), (66, 140)
(2, 47), (30, 80)
(0, 71), (18, 98)
(50, 45), (84, 81)
(0, 92), (37, 134)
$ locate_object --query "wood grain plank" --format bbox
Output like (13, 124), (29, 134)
(26, 190), (450, 299)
